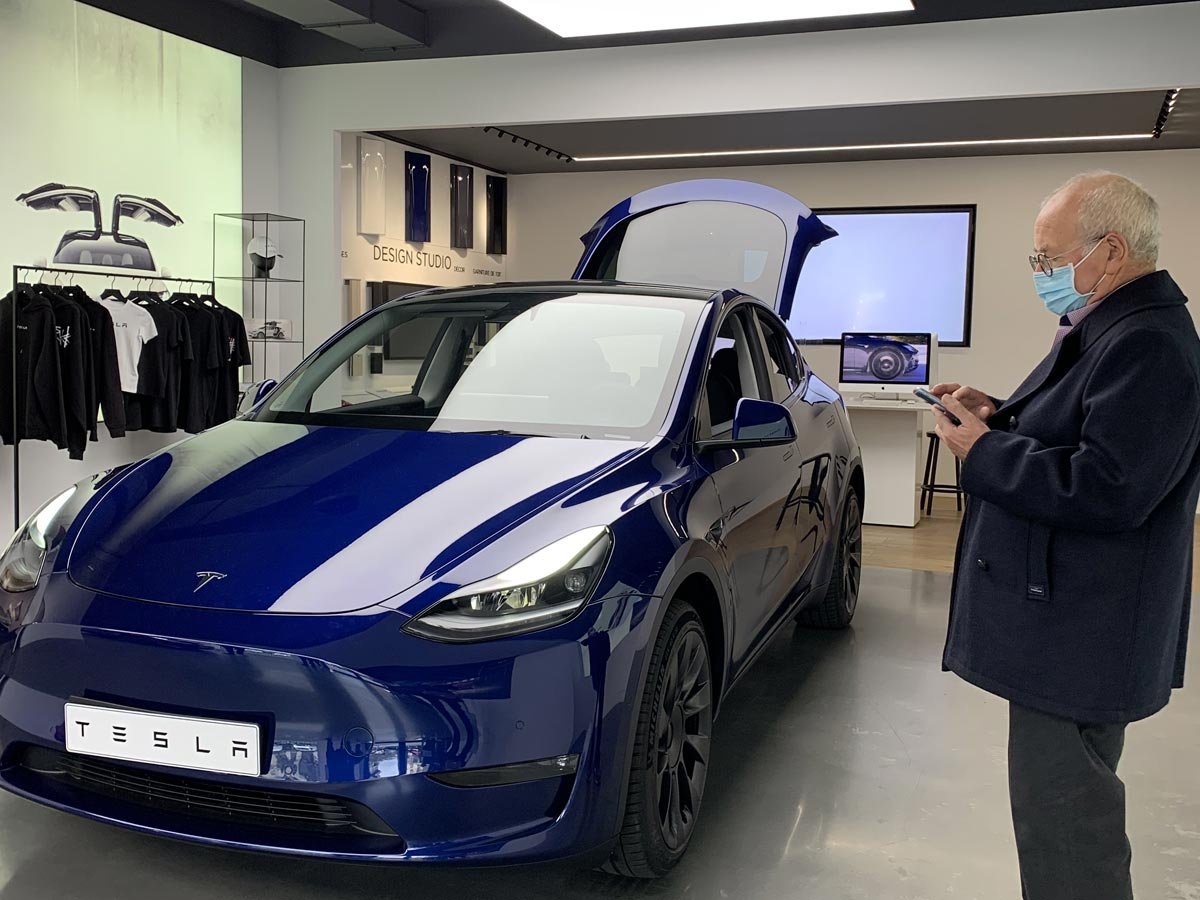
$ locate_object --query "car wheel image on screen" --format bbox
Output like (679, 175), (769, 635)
(840, 333), (930, 385)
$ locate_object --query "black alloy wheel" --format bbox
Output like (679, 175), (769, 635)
(655, 626), (712, 851)
(604, 600), (713, 878)
(869, 349), (903, 381)
(839, 491), (864, 619)
(797, 489), (863, 629)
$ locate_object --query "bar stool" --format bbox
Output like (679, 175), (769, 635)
(920, 431), (964, 516)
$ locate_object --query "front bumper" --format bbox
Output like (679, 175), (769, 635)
(0, 577), (660, 864)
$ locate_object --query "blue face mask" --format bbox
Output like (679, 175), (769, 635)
(1032, 240), (1108, 316)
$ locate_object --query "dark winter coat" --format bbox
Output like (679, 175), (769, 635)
(944, 271), (1200, 723)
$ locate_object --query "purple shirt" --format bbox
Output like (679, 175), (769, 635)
(1052, 299), (1104, 348)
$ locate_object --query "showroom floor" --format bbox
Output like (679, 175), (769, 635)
(1, 567), (1197, 900)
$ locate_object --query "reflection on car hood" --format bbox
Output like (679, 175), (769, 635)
(67, 421), (640, 614)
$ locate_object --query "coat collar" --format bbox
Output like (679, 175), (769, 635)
(1075, 270), (1187, 352)
(999, 270), (1186, 414)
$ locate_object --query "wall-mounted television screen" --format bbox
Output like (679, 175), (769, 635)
(790, 206), (975, 346)
(839, 332), (933, 387)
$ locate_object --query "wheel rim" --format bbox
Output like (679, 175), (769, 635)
(655, 628), (713, 852)
(872, 352), (900, 379)
(842, 495), (863, 617)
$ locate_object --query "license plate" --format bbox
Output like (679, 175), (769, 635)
(64, 702), (261, 777)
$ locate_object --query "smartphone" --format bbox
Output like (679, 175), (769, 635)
(913, 388), (962, 426)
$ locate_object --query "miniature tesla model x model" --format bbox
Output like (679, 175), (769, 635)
(15, 182), (184, 271)
(0, 181), (863, 878)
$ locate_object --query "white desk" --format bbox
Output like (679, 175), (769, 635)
(844, 396), (929, 528)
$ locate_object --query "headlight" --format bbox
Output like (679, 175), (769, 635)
(0, 486), (78, 592)
(405, 526), (613, 642)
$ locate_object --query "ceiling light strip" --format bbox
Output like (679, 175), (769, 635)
(483, 126), (574, 163)
(1154, 88), (1181, 139)
(573, 133), (1156, 163)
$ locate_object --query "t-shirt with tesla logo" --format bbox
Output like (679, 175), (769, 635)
(99, 299), (158, 393)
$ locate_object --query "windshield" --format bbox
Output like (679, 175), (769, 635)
(254, 290), (707, 441)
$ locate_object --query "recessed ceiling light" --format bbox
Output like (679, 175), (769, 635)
(495, 0), (914, 38)
(573, 133), (1154, 163)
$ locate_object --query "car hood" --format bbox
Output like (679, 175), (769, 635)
(66, 421), (641, 614)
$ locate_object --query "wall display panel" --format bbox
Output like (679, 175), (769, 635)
(340, 135), (506, 289)
(486, 175), (508, 256)
(792, 206), (975, 346)
(450, 164), (474, 250)
(358, 137), (386, 235)
(405, 151), (431, 243)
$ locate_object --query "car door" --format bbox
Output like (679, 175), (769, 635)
(572, 178), (836, 323)
(749, 306), (836, 631)
(695, 303), (803, 677)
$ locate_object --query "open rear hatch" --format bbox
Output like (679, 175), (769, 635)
(573, 178), (836, 322)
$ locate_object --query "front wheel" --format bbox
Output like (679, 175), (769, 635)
(797, 490), (863, 629)
(603, 600), (713, 879)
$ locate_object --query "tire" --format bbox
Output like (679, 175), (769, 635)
(868, 348), (904, 381)
(603, 600), (714, 879)
(797, 489), (863, 629)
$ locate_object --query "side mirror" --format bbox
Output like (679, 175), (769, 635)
(698, 398), (796, 452)
(237, 379), (278, 415)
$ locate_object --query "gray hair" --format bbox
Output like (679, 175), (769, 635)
(1045, 171), (1160, 265)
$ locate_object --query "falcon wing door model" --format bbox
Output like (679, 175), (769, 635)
(15, 182), (183, 271)
(0, 180), (862, 879)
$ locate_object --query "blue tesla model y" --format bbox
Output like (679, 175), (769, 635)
(0, 180), (863, 878)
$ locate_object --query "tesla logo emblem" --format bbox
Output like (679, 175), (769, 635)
(194, 571), (227, 592)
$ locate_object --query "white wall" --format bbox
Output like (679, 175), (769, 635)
(1, 0), (242, 530)
(272, 3), (1200, 375)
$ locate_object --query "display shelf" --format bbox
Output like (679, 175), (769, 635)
(216, 212), (304, 223)
(213, 212), (305, 386)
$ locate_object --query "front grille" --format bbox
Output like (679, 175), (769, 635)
(17, 746), (396, 838)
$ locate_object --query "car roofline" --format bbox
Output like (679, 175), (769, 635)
(380, 280), (725, 307)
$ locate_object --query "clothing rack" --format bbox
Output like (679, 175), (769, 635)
(8, 264), (215, 529)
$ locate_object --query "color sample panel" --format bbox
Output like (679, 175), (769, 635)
(450, 165), (474, 250)
(405, 151), (431, 243)
(486, 175), (508, 256)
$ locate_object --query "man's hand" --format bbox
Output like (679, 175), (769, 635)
(933, 394), (992, 460)
(931, 383), (995, 422)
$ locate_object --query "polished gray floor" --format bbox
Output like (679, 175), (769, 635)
(1, 567), (1198, 900)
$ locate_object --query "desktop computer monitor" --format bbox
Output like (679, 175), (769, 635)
(838, 332), (938, 396)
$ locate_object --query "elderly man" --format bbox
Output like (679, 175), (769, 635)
(931, 171), (1200, 900)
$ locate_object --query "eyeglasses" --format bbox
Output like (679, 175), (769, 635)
(1028, 239), (1102, 276)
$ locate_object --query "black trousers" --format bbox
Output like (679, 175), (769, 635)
(1008, 703), (1132, 900)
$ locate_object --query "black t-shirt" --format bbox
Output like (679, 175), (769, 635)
(210, 301), (251, 426)
(133, 299), (192, 434)
(172, 298), (223, 431)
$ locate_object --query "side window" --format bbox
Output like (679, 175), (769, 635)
(700, 309), (761, 439)
(754, 308), (804, 402)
